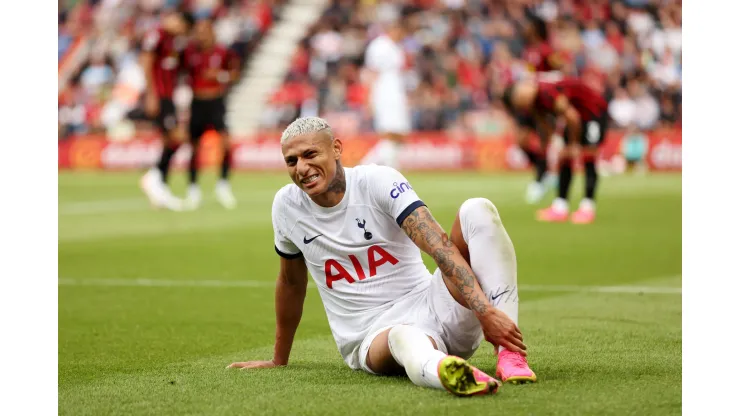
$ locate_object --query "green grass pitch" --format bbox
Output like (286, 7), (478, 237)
(59, 170), (681, 415)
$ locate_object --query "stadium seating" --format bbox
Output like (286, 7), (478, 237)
(58, 0), (681, 140)
(262, 0), (682, 136)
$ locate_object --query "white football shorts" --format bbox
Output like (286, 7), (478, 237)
(372, 93), (411, 135)
(357, 268), (484, 374)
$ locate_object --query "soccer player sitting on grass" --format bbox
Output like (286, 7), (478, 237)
(228, 117), (536, 396)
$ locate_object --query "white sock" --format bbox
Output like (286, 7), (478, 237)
(459, 198), (519, 352)
(552, 197), (569, 213)
(146, 167), (163, 183)
(387, 325), (446, 390)
(579, 198), (595, 212)
(216, 179), (230, 189)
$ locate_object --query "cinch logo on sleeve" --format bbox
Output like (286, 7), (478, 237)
(389, 182), (413, 199)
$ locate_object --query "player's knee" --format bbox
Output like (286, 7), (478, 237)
(458, 198), (503, 241)
(460, 198), (499, 222)
(387, 325), (409, 347)
(388, 325), (438, 353)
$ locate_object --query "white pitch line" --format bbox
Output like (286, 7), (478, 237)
(520, 284), (681, 295)
(58, 278), (681, 295)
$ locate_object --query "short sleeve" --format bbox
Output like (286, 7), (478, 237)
(272, 189), (302, 259)
(141, 29), (162, 53)
(368, 166), (426, 227)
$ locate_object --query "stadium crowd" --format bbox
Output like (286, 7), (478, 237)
(58, 0), (282, 139)
(58, 0), (682, 139)
(267, 0), (681, 135)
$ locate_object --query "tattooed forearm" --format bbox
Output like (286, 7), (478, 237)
(401, 207), (489, 314)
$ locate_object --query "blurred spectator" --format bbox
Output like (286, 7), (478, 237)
(311, 22), (344, 65)
(621, 124), (648, 174)
(608, 88), (636, 129)
(628, 79), (660, 130)
(58, 79), (88, 138)
(659, 92), (679, 128)
(80, 53), (115, 96)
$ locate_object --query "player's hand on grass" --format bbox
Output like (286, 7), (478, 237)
(145, 92), (159, 118)
(479, 308), (527, 356)
(226, 359), (283, 370)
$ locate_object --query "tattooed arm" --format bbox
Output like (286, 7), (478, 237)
(400, 205), (527, 354)
(400, 205), (490, 314)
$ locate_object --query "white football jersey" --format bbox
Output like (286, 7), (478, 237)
(272, 164), (432, 367)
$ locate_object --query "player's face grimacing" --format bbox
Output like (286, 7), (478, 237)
(282, 132), (342, 197)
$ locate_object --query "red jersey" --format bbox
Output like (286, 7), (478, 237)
(535, 78), (607, 121)
(183, 43), (238, 95)
(141, 28), (184, 98)
(523, 42), (559, 73)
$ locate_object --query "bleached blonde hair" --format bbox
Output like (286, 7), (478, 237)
(280, 117), (334, 145)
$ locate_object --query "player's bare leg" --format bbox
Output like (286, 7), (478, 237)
(449, 198), (537, 384)
(571, 147), (598, 224)
(517, 129), (550, 204)
(365, 326), (500, 396)
(215, 132), (237, 209)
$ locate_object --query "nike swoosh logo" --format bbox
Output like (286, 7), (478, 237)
(491, 290), (510, 304)
(303, 234), (323, 244)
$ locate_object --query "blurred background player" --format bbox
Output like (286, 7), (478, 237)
(507, 106), (557, 205)
(513, 10), (565, 204)
(359, 18), (410, 170)
(182, 17), (241, 210)
(506, 77), (609, 224)
(138, 10), (194, 211)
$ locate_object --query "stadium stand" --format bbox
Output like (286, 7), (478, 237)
(263, 0), (681, 136)
(58, 0), (681, 140)
(58, 0), (285, 140)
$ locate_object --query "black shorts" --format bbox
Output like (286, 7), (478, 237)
(155, 98), (177, 134)
(189, 97), (227, 143)
(563, 111), (609, 147)
(515, 113), (536, 130)
(515, 113), (553, 144)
